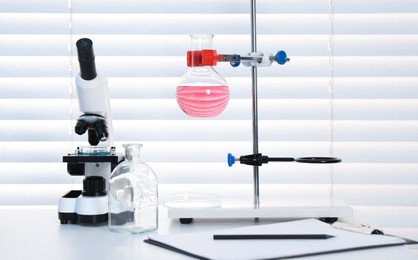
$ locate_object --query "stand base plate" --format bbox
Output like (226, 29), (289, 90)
(167, 199), (353, 220)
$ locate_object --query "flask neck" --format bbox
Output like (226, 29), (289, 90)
(190, 34), (214, 50)
(188, 34), (218, 67)
(123, 144), (142, 163)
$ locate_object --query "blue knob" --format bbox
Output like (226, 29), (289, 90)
(230, 61), (240, 67)
(227, 153), (236, 167)
(275, 50), (288, 65)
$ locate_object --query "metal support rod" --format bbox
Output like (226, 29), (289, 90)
(250, 0), (260, 210)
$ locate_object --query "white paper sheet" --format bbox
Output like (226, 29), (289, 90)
(146, 219), (406, 260)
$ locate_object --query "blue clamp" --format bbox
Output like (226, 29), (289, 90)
(227, 153), (236, 167)
(275, 50), (288, 65)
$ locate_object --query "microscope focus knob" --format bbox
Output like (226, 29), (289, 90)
(82, 176), (107, 197)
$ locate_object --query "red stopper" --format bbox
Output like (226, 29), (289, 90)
(187, 50), (221, 67)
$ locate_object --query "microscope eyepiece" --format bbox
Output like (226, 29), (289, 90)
(76, 38), (97, 80)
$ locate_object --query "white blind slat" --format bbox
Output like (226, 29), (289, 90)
(3, 13), (418, 35)
(2, 99), (417, 120)
(1, 141), (417, 164)
(4, 0), (418, 14)
(2, 77), (418, 99)
(0, 120), (417, 143)
(2, 162), (418, 187)
(2, 56), (417, 77)
(4, 34), (418, 56)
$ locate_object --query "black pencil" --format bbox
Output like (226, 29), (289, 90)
(213, 234), (335, 240)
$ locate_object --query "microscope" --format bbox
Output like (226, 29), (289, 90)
(58, 38), (124, 225)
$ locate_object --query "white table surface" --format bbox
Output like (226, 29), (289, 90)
(0, 206), (417, 260)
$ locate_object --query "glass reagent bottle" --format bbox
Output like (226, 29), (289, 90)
(108, 144), (158, 234)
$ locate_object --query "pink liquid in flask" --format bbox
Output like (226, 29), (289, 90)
(176, 85), (229, 117)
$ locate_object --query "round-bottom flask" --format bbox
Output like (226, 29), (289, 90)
(177, 67), (229, 117)
(108, 144), (158, 234)
(176, 34), (229, 117)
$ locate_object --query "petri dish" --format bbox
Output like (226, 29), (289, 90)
(163, 193), (221, 209)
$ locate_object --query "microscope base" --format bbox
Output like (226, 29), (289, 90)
(58, 190), (108, 225)
(58, 190), (82, 224)
(59, 212), (79, 224)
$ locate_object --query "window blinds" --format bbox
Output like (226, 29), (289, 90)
(1, 0), (418, 227)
